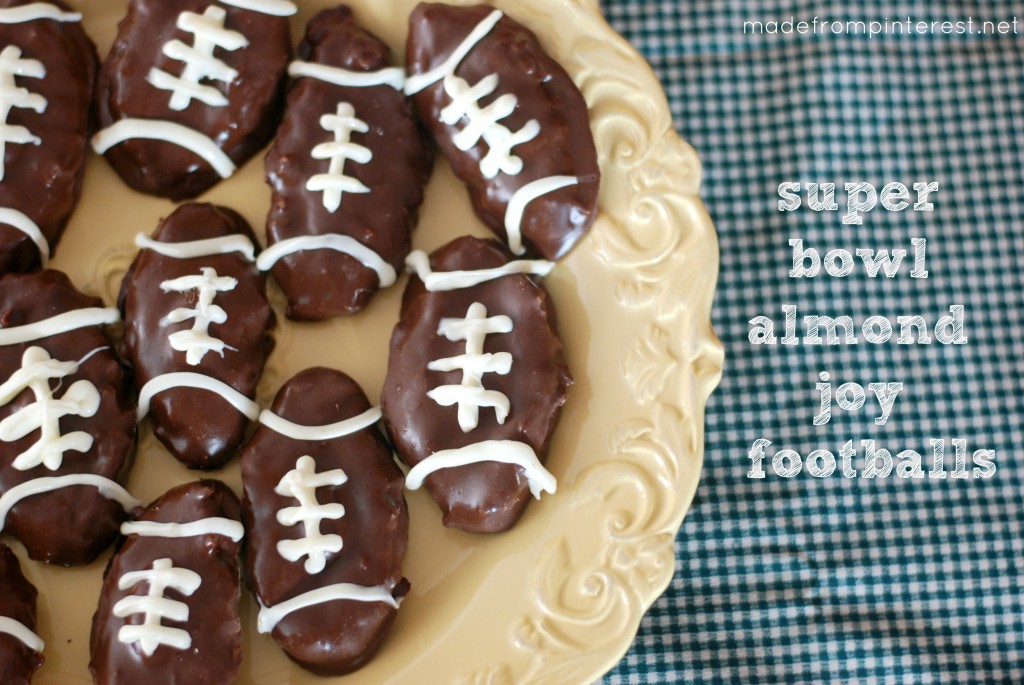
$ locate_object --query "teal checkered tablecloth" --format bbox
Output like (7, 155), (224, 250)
(600, 1), (1024, 683)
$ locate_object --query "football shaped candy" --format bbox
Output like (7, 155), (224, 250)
(0, 0), (97, 273)
(119, 203), (275, 469)
(92, 0), (294, 200)
(406, 3), (600, 261)
(382, 236), (571, 533)
(263, 6), (432, 320)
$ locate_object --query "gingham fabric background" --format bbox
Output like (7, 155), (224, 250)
(599, 1), (1024, 683)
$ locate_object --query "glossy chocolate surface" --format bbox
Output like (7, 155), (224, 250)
(381, 237), (571, 533)
(0, 0), (96, 273)
(242, 368), (408, 675)
(0, 270), (136, 565)
(406, 3), (599, 261)
(266, 6), (432, 320)
(119, 203), (275, 469)
(95, 0), (291, 200)
(0, 543), (42, 685)
(90, 480), (243, 685)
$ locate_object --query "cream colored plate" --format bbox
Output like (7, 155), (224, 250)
(12, 0), (723, 682)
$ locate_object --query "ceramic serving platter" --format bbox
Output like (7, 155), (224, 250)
(11, 0), (723, 682)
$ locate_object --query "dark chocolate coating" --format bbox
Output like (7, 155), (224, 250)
(0, 270), (136, 565)
(119, 203), (275, 469)
(381, 237), (571, 533)
(406, 3), (599, 261)
(90, 480), (243, 685)
(0, 0), (97, 273)
(0, 543), (42, 685)
(265, 6), (432, 320)
(241, 368), (409, 676)
(95, 0), (291, 200)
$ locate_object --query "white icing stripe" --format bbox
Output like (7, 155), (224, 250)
(289, 60), (405, 91)
(0, 474), (141, 530)
(135, 232), (256, 262)
(121, 517), (244, 542)
(0, 616), (43, 653)
(92, 119), (237, 179)
(0, 207), (48, 266)
(405, 440), (557, 499)
(258, 406), (381, 442)
(0, 307), (120, 346)
(257, 583), (398, 633)
(504, 176), (580, 255)
(0, 3), (80, 23)
(256, 234), (397, 287)
(404, 9), (503, 95)
(136, 372), (260, 422)
(219, 0), (297, 16)
(405, 250), (553, 291)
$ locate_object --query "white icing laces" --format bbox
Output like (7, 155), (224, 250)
(0, 45), (46, 182)
(427, 303), (512, 432)
(405, 439), (556, 499)
(147, 6), (248, 112)
(307, 102), (371, 213)
(441, 72), (539, 179)
(0, 616), (43, 653)
(0, 346), (101, 471)
(160, 267), (238, 365)
(274, 455), (347, 574)
(113, 558), (202, 657)
(257, 583), (399, 633)
(405, 250), (553, 291)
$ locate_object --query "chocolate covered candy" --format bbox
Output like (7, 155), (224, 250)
(242, 368), (408, 675)
(381, 236), (570, 533)
(262, 6), (432, 320)
(0, 0), (97, 273)
(90, 480), (244, 685)
(0, 270), (138, 565)
(406, 3), (600, 261)
(0, 543), (42, 684)
(92, 0), (294, 200)
(119, 203), (275, 469)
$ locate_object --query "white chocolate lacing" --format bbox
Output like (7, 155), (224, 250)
(0, 346), (101, 471)
(405, 439), (556, 499)
(306, 102), (371, 213)
(146, 6), (247, 111)
(404, 9), (503, 95)
(256, 234), (397, 288)
(135, 232), (256, 262)
(136, 372), (260, 422)
(0, 474), (142, 531)
(426, 303), (511, 433)
(0, 616), (43, 653)
(0, 45), (46, 182)
(274, 455), (347, 574)
(0, 3), (80, 23)
(121, 517), (244, 542)
(257, 583), (399, 633)
(404, 250), (553, 292)
(160, 268), (238, 366)
(113, 558), (201, 657)
(0, 207), (48, 266)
